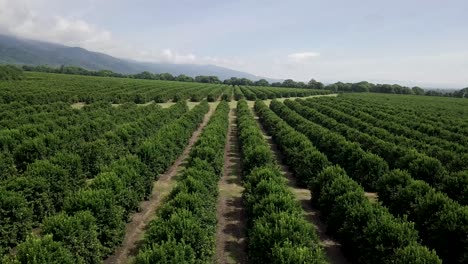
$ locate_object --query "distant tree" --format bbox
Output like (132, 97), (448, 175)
(326, 82), (352, 92)
(307, 79), (324, 89)
(411, 86), (425, 95)
(271, 82), (282, 87)
(195, 75), (221, 84)
(453, 87), (468, 98)
(352, 81), (371, 92)
(133, 71), (155, 80)
(296, 81), (306, 88)
(239, 78), (253, 85)
(282, 79), (297, 88)
(175, 74), (194, 82)
(223, 77), (237, 86)
(254, 79), (269, 86)
(159, 73), (174, 81)
(97, 70), (114, 77)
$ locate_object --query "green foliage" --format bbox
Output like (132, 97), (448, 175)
(11, 235), (75, 264)
(311, 166), (436, 263)
(0, 189), (33, 254)
(138, 101), (209, 174)
(385, 243), (442, 264)
(42, 211), (102, 264)
(439, 170), (468, 205)
(135, 102), (229, 262)
(255, 100), (330, 186)
(144, 209), (214, 260)
(277, 99), (389, 190)
(133, 240), (197, 264)
(23, 160), (72, 211)
(237, 100), (327, 263)
(3, 176), (54, 224)
(0, 153), (17, 180)
(248, 212), (325, 263)
(0, 65), (24, 81)
(63, 188), (125, 256)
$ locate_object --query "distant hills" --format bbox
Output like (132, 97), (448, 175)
(0, 34), (270, 81)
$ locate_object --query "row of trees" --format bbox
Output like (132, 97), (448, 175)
(310, 98), (467, 171)
(254, 100), (441, 263)
(377, 170), (468, 263)
(0, 102), (190, 258)
(270, 99), (468, 263)
(290, 98), (468, 204)
(0, 71), (230, 104)
(9, 64), (468, 97)
(134, 101), (229, 263)
(237, 100), (327, 263)
(271, 100), (389, 191)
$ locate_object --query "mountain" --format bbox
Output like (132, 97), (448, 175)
(0, 34), (269, 81)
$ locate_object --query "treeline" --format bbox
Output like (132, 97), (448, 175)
(454, 87), (468, 98)
(21, 65), (224, 84)
(7, 64), (467, 97)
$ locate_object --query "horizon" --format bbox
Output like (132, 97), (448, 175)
(1, 0), (467, 89)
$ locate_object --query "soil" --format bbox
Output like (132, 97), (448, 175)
(104, 103), (216, 264)
(215, 107), (247, 264)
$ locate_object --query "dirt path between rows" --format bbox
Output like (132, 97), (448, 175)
(252, 111), (349, 264)
(104, 104), (216, 264)
(215, 107), (247, 264)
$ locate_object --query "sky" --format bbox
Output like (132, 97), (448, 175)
(0, 0), (467, 88)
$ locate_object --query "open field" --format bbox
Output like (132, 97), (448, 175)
(1, 73), (467, 263)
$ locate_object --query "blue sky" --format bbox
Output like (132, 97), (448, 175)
(1, 0), (467, 88)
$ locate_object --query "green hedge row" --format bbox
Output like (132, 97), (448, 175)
(255, 100), (441, 263)
(234, 86), (244, 100)
(2, 102), (208, 262)
(0, 102), (188, 255)
(267, 100), (465, 263)
(293, 99), (468, 205)
(270, 100), (388, 191)
(312, 166), (441, 263)
(290, 99), (468, 205)
(237, 100), (327, 263)
(298, 98), (466, 173)
(0, 72), (227, 104)
(378, 170), (468, 263)
(138, 101), (209, 174)
(254, 100), (329, 187)
(323, 97), (468, 154)
(134, 101), (229, 263)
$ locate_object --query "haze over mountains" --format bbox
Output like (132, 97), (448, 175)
(0, 34), (271, 81)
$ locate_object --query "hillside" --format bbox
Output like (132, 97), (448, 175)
(0, 34), (266, 80)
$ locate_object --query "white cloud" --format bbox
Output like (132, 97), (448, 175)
(0, 1), (105, 46)
(287, 52), (320, 63)
(0, 0), (215, 65)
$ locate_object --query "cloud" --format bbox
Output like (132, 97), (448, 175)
(0, 0), (114, 51)
(0, 0), (219, 65)
(287, 52), (320, 63)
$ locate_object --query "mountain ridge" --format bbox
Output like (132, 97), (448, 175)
(0, 34), (275, 81)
